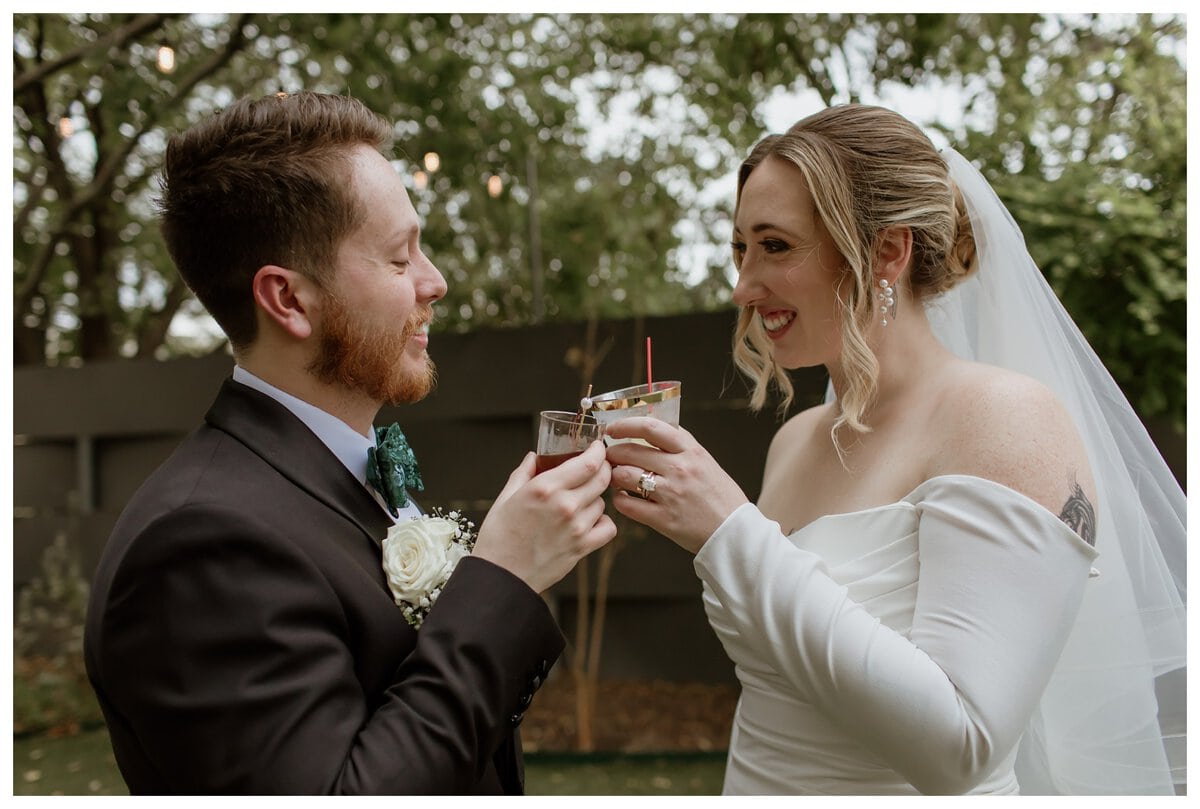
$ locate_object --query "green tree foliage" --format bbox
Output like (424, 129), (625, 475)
(941, 15), (1186, 428)
(13, 13), (252, 364)
(12, 13), (1185, 426)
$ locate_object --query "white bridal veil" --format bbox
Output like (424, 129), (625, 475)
(928, 149), (1187, 795)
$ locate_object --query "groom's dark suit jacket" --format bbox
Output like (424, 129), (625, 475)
(83, 380), (563, 794)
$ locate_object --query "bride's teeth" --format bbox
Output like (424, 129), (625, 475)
(761, 312), (795, 332)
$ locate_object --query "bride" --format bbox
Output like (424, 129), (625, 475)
(604, 104), (1185, 795)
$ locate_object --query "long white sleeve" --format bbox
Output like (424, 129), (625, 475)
(694, 475), (1097, 795)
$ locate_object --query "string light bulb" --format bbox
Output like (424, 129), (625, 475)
(57, 117), (74, 138)
(155, 44), (176, 74)
(423, 152), (440, 173)
(487, 174), (503, 198)
(413, 170), (428, 191)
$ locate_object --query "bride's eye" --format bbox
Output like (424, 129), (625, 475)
(760, 238), (790, 254)
(730, 240), (747, 267)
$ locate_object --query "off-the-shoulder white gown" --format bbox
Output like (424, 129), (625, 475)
(696, 475), (1098, 795)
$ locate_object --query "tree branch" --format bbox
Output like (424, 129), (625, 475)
(14, 75), (79, 312)
(13, 14), (173, 95)
(12, 165), (46, 237)
(135, 277), (193, 357)
(15, 14), (254, 321)
(79, 14), (255, 224)
(785, 28), (837, 106)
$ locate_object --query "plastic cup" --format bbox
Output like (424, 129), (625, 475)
(536, 410), (605, 473)
(587, 381), (682, 444)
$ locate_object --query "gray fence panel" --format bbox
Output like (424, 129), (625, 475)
(12, 309), (1185, 685)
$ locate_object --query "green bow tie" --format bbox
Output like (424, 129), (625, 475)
(366, 423), (424, 516)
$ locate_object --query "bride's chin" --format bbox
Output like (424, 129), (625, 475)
(763, 330), (828, 371)
(772, 336), (841, 373)
(772, 348), (822, 372)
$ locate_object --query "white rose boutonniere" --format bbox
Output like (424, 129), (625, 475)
(381, 509), (477, 628)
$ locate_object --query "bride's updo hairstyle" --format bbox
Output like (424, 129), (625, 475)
(732, 104), (978, 445)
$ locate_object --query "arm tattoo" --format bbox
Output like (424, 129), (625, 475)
(1058, 480), (1096, 546)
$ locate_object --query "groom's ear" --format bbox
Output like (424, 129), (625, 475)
(252, 265), (320, 340)
(875, 225), (914, 286)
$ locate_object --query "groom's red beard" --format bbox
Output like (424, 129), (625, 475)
(307, 293), (437, 406)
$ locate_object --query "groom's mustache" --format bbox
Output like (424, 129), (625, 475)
(400, 306), (434, 340)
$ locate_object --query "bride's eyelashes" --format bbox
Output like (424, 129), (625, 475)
(730, 237), (801, 265)
(731, 240), (746, 267)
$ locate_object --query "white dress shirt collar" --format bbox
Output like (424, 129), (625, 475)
(232, 366), (420, 521)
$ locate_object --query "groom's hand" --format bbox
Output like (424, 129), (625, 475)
(473, 440), (616, 593)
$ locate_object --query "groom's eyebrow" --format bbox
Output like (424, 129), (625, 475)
(386, 224), (419, 247)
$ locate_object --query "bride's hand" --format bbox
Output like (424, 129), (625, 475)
(604, 416), (749, 554)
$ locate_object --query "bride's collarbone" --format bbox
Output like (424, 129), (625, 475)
(761, 429), (933, 533)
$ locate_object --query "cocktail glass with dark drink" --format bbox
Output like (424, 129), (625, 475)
(536, 410), (605, 474)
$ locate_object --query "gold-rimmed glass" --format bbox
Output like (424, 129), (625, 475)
(587, 380), (682, 443)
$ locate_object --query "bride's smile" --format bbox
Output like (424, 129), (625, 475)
(732, 156), (846, 370)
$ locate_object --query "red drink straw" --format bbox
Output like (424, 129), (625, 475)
(646, 336), (653, 392)
(646, 336), (653, 414)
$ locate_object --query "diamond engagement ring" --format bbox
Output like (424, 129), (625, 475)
(636, 470), (658, 499)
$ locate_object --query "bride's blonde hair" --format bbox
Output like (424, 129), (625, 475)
(732, 104), (978, 446)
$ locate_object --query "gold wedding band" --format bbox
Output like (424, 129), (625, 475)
(636, 470), (658, 499)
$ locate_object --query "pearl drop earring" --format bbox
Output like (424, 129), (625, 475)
(878, 279), (897, 326)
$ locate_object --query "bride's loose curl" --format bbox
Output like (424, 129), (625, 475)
(732, 104), (978, 450)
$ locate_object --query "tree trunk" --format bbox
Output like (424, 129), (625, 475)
(565, 314), (644, 752)
(135, 280), (192, 358)
(13, 323), (46, 366)
(570, 556), (594, 752)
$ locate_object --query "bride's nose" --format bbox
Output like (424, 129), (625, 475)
(732, 261), (765, 308)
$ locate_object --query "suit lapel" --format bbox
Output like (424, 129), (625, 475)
(205, 379), (394, 547)
(208, 380), (526, 794)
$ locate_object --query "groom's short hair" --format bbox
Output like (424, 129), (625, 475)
(157, 92), (395, 350)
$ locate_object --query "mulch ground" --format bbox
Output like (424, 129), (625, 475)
(521, 677), (739, 754)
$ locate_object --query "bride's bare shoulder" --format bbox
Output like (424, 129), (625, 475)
(931, 361), (1096, 531)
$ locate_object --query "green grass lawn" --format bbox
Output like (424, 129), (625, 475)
(13, 728), (726, 795)
(13, 728), (127, 795)
(527, 752), (725, 795)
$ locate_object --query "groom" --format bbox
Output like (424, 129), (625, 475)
(83, 92), (616, 794)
